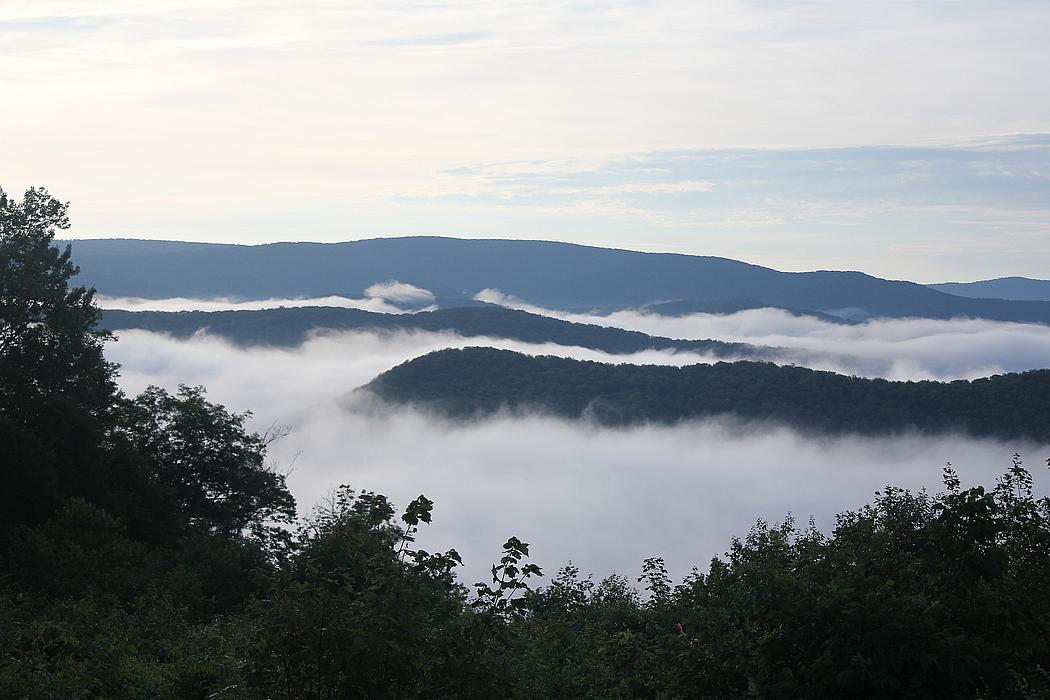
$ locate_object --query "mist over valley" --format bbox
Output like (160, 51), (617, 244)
(87, 253), (1050, 587)
(6, 4), (1050, 691)
(104, 325), (1049, 586)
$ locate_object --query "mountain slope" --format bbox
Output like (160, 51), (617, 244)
(364, 348), (1050, 442)
(928, 277), (1050, 302)
(68, 236), (1050, 323)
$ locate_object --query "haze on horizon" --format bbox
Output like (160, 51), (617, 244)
(3, 0), (1050, 282)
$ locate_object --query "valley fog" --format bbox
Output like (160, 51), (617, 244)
(106, 327), (1049, 584)
(9, 0), (1050, 690)
(476, 290), (1050, 380)
(99, 293), (1050, 380)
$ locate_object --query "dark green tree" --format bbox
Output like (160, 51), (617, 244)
(119, 384), (296, 538)
(241, 487), (478, 698)
(0, 187), (119, 530)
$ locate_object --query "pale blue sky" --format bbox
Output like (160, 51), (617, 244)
(3, 1), (1049, 281)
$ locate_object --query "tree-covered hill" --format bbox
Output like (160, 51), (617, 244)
(67, 236), (1050, 323)
(99, 305), (774, 358)
(365, 348), (1050, 443)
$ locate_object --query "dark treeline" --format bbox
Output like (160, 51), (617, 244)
(366, 347), (1050, 443)
(5, 188), (1050, 698)
(99, 305), (772, 358)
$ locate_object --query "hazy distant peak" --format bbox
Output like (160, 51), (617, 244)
(928, 277), (1050, 302)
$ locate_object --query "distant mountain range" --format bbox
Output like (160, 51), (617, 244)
(927, 277), (1050, 302)
(68, 237), (1050, 324)
(98, 306), (774, 359)
(364, 347), (1050, 442)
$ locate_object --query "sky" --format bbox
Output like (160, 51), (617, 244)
(3, 0), (1050, 281)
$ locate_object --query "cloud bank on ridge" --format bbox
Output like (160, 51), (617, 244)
(97, 280), (437, 314)
(476, 289), (1050, 381)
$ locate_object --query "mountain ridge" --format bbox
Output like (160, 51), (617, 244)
(927, 276), (1050, 302)
(363, 347), (1050, 442)
(67, 236), (1050, 324)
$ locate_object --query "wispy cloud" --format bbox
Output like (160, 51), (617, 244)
(422, 136), (1050, 211)
(475, 289), (1050, 381)
(97, 280), (438, 313)
(399, 136), (1050, 279)
(3, 1), (1049, 280)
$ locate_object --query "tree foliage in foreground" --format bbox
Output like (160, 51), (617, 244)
(507, 458), (1050, 699)
(4, 455), (1050, 699)
(3, 187), (1050, 698)
(0, 187), (302, 694)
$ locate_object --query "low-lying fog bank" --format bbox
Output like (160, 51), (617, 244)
(478, 289), (1050, 380)
(97, 282), (435, 314)
(102, 291), (1050, 380)
(106, 329), (1049, 584)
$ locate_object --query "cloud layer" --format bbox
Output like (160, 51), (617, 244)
(97, 280), (437, 313)
(105, 327), (1050, 584)
(477, 290), (1050, 381)
(362, 281), (435, 304)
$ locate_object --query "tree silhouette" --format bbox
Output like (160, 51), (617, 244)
(0, 187), (118, 529)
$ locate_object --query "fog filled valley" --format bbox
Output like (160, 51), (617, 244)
(6, 195), (1050, 698)
(18, 189), (1050, 700)
(106, 321), (1050, 584)
(9, 0), (1050, 693)
(475, 292), (1050, 381)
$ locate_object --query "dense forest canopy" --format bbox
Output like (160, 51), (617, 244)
(3, 188), (1050, 698)
(365, 347), (1050, 443)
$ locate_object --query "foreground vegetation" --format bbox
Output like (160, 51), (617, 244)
(4, 188), (1050, 698)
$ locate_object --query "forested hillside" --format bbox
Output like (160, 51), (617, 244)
(5, 188), (1050, 698)
(366, 347), (1050, 442)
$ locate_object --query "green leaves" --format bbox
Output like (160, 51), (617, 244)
(473, 536), (543, 619)
(119, 384), (296, 538)
(402, 494), (434, 528)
